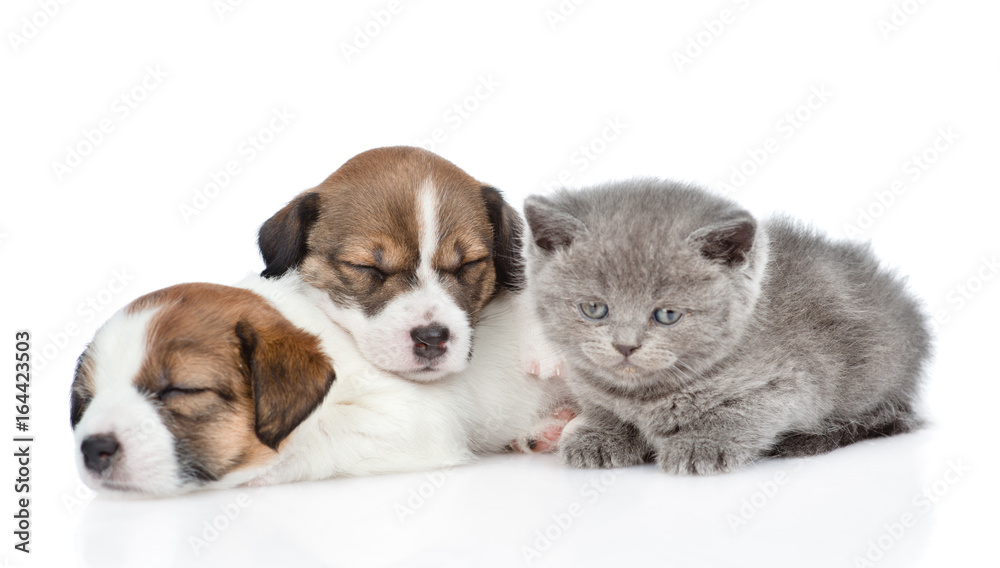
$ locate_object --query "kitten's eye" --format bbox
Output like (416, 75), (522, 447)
(579, 301), (609, 320)
(158, 386), (210, 402)
(652, 308), (683, 327)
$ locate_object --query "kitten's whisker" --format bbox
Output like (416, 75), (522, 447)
(671, 359), (702, 387)
(667, 363), (694, 389)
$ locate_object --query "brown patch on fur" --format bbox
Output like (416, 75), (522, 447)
(70, 352), (95, 428)
(127, 283), (334, 481)
(260, 146), (522, 320)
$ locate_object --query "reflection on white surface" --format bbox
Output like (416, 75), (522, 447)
(76, 431), (943, 568)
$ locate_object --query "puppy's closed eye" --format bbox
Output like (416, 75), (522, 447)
(453, 257), (488, 279)
(158, 386), (212, 403)
(342, 262), (388, 283)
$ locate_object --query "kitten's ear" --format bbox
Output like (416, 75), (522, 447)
(235, 318), (335, 450)
(523, 195), (587, 252)
(258, 192), (322, 278)
(687, 216), (756, 268)
(481, 186), (524, 292)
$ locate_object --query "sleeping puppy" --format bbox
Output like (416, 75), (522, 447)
(70, 272), (571, 496)
(258, 146), (522, 381)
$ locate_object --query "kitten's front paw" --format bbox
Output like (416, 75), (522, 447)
(656, 437), (756, 475)
(560, 419), (649, 469)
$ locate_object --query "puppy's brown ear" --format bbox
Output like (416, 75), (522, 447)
(258, 192), (322, 278)
(70, 350), (93, 429)
(481, 186), (524, 292)
(235, 318), (335, 450)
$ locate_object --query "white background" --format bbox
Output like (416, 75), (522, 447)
(2, 0), (998, 566)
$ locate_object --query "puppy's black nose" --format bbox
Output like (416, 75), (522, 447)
(81, 434), (119, 474)
(411, 324), (450, 360)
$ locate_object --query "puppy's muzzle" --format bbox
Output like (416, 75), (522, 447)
(410, 324), (449, 361)
(81, 433), (120, 474)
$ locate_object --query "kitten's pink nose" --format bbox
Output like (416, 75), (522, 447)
(615, 344), (639, 357)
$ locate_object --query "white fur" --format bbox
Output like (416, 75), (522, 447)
(218, 272), (569, 487)
(416, 178), (440, 285)
(73, 307), (187, 495)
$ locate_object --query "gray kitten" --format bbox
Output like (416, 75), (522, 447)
(522, 179), (930, 474)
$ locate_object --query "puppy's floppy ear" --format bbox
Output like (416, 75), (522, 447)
(523, 194), (587, 253)
(481, 186), (524, 292)
(687, 216), (756, 268)
(258, 192), (322, 278)
(235, 318), (335, 450)
(70, 350), (92, 429)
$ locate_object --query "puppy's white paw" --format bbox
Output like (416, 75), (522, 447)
(240, 473), (274, 488)
(511, 407), (576, 454)
(518, 320), (565, 380)
(514, 291), (566, 380)
(522, 344), (566, 380)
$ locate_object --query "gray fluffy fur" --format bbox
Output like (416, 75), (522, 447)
(522, 179), (930, 475)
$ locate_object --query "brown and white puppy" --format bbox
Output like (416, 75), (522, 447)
(258, 146), (522, 381)
(69, 280), (333, 494)
(70, 272), (570, 495)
